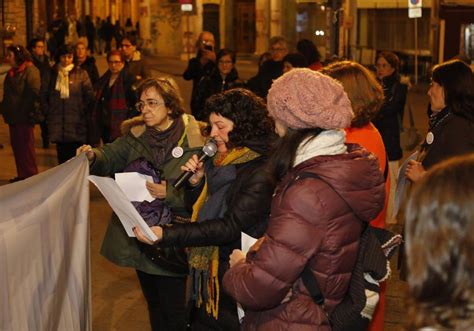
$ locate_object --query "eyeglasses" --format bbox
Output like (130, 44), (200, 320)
(135, 99), (165, 111)
(108, 61), (123, 65)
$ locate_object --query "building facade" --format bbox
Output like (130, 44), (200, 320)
(1, 0), (472, 71)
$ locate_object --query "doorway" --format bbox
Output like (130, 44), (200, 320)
(203, 4), (220, 50)
(234, 0), (255, 54)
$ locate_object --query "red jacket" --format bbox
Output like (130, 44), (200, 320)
(223, 145), (385, 330)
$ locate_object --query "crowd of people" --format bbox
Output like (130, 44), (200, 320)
(2, 26), (474, 331)
(0, 16), (148, 180)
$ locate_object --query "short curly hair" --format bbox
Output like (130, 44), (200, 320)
(203, 88), (274, 149)
(7, 45), (32, 66)
(54, 44), (75, 63)
(321, 61), (384, 128)
(136, 77), (185, 119)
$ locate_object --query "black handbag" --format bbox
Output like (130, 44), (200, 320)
(137, 216), (191, 275)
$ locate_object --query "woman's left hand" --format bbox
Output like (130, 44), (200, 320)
(229, 249), (246, 268)
(133, 226), (163, 245)
(146, 181), (167, 199)
(405, 160), (426, 183)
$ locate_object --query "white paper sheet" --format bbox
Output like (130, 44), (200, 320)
(115, 172), (155, 202)
(237, 232), (259, 322)
(88, 175), (158, 242)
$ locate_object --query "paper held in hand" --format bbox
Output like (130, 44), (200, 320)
(88, 175), (158, 242)
(237, 232), (258, 322)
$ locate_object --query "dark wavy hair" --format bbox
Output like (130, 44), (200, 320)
(203, 88), (274, 149)
(376, 51), (400, 74)
(122, 33), (138, 46)
(283, 53), (308, 69)
(27, 38), (45, 53)
(265, 128), (323, 184)
(136, 78), (185, 119)
(321, 61), (384, 127)
(406, 154), (474, 329)
(54, 44), (75, 63)
(7, 45), (32, 66)
(296, 38), (321, 64)
(432, 59), (474, 120)
(217, 48), (236, 64)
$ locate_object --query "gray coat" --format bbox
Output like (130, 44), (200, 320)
(1, 64), (41, 125)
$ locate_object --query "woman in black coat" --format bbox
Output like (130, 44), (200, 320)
(373, 51), (407, 219)
(405, 59), (474, 182)
(191, 48), (245, 120)
(135, 88), (276, 330)
(183, 31), (216, 117)
(42, 44), (95, 164)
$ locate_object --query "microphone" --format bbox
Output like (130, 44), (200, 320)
(172, 139), (218, 189)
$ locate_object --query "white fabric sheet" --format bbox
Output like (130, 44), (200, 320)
(0, 154), (91, 331)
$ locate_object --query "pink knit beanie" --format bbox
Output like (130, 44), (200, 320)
(267, 68), (354, 130)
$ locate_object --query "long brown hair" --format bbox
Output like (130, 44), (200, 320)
(405, 154), (474, 329)
(321, 61), (384, 128)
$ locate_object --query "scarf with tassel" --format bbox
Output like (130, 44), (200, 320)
(188, 146), (261, 319)
(55, 64), (75, 99)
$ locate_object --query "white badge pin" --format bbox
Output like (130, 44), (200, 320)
(426, 132), (434, 145)
(172, 146), (184, 158)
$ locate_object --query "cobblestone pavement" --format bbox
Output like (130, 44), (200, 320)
(0, 54), (426, 330)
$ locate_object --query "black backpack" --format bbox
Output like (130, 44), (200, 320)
(294, 172), (401, 331)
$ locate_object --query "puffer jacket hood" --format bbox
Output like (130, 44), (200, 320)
(291, 143), (384, 223)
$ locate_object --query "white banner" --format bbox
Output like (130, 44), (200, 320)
(0, 154), (91, 331)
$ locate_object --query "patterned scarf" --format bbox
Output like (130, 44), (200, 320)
(95, 70), (129, 141)
(145, 117), (185, 167)
(188, 147), (261, 319)
(55, 64), (75, 99)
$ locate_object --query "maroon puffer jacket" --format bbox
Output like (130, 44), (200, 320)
(223, 144), (385, 331)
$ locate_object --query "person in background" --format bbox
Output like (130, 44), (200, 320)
(91, 50), (135, 144)
(134, 88), (276, 330)
(183, 31), (216, 115)
(28, 38), (51, 148)
(191, 48), (245, 120)
(405, 154), (474, 330)
(65, 14), (80, 46)
(247, 35), (288, 98)
(77, 77), (206, 331)
(322, 60), (389, 331)
(120, 33), (150, 110)
(95, 17), (104, 55)
(258, 51), (272, 68)
(102, 17), (114, 53)
(84, 15), (96, 55)
(114, 20), (124, 49)
(222, 68), (385, 330)
(125, 18), (135, 34)
(405, 59), (474, 183)
(373, 51), (407, 221)
(297, 38), (323, 71)
(42, 44), (95, 164)
(282, 52), (308, 73)
(0, 45), (41, 182)
(75, 40), (99, 85)
(48, 14), (67, 59)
